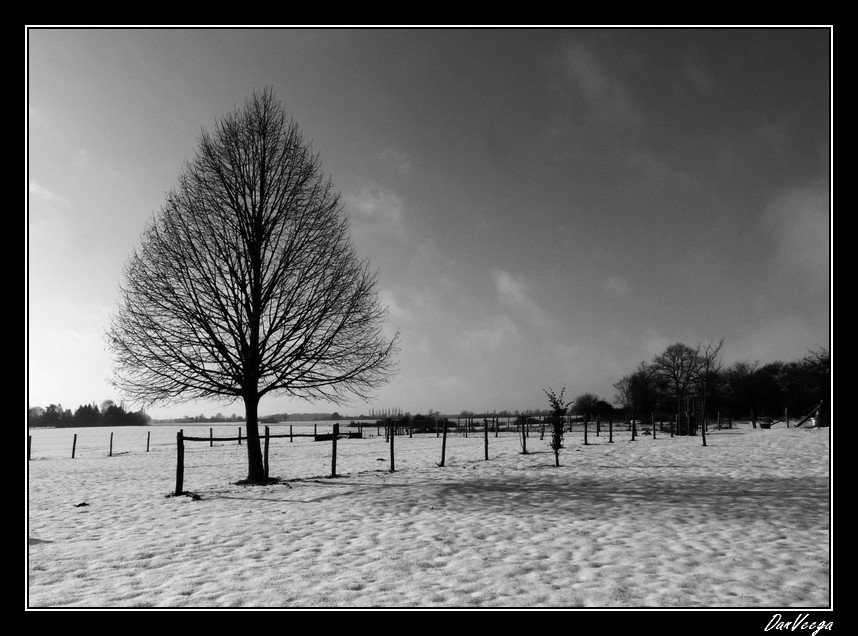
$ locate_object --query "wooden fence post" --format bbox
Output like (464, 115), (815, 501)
(72, 433), (77, 459)
(583, 415), (589, 445)
(332, 423), (339, 477)
(631, 413), (637, 441)
(440, 418), (448, 467)
(389, 422), (395, 472)
(147, 430), (151, 452)
(28, 435), (31, 460)
(651, 412), (656, 440)
(786, 408), (790, 428)
(238, 427), (242, 445)
(109, 431), (114, 457)
(175, 430), (184, 496)
(264, 426), (270, 481)
(290, 425), (293, 443)
(484, 419), (489, 460)
(608, 416), (613, 443)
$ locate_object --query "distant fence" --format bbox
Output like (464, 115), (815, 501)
(28, 429), (156, 460)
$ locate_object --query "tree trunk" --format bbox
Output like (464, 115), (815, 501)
(243, 393), (266, 482)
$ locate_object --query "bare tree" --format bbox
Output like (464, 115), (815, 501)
(613, 361), (661, 414)
(108, 89), (398, 483)
(651, 343), (700, 435)
(696, 338), (724, 446)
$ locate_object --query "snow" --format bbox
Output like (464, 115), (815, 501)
(27, 422), (831, 609)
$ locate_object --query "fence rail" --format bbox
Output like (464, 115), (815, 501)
(174, 424), (368, 495)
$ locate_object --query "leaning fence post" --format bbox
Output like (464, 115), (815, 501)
(440, 418), (448, 467)
(175, 430), (184, 496)
(72, 433), (77, 459)
(332, 423), (339, 477)
(264, 426), (270, 481)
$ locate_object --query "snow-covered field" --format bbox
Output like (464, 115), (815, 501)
(27, 422), (831, 609)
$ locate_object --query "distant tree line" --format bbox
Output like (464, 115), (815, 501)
(27, 400), (150, 428)
(259, 412), (344, 423)
(609, 343), (829, 429)
(167, 413), (245, 423)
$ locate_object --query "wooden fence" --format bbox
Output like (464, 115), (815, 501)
(174, 424), (366, 495)
(28, 430), (156, 460)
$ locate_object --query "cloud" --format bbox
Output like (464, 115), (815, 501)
(637, 329), (673, 362)
(345, 185), (403, 224)
(684, 57), (715, 93)
(378, 288), (406, 322)
(762, 181), (830, 288)
(490, 269), (564, 345)
(72, 148), (92, 171)
(29, 180), (69, 208)
(493, 270), (530, 308)
(461, 314), (520, 352)
(724, 314), (828, 368)
(559, 42), (642, 127)
(343, 183), (407, 245)
(377, 147), (411, 177)
(28, 180), (72, 240)
(601, 275), (630, 298)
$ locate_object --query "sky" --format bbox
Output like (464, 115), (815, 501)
(26, 27), (832, 420)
